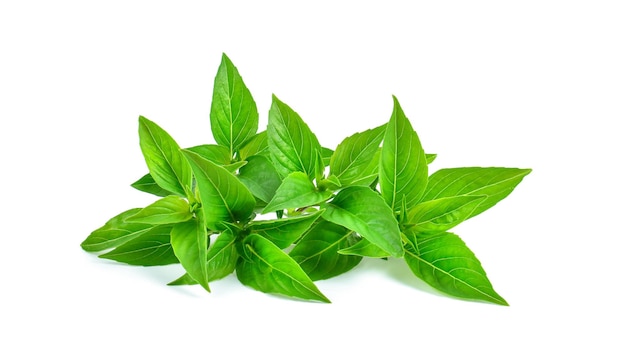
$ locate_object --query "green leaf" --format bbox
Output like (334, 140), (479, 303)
(210, 53), (258, 156)
(321, 147), (334, 167)
(237, 131), (268, 161)
(330, 124), (386, 186)
(81, 208), (155, 252)
(290, 220), (362, 281)
(236, 234), (330, 303)
(247, 210), (323, 249)
(186, 144), (231, 165)
(170, 218), (210, 291)
(262, 172), (332, 213)
(379, 96), (428, 211)
(238, 155), (282, 204)
(321, 186), (403, 258)
(404, 195), (487, 233)
(182, 149), (256, 230)
(125, 195), (192, 225)
(267, 95), (322, 179)
(206, 230), (238, 282)
(131, 173), (173, 197)
(338, 238), (390, 258)
(167, 230), (238, 286)
(348, 148), (381, 187)
(426, 153), (437, 164)
(186, 144), (247, 173)
(403, 232), (508, 305)
(138, 116), (192, 197)
(99, 225), (178, 266)
(168, 273), (197, 286)
(317, 174), (342, 191)
(421, 167), (532, 219)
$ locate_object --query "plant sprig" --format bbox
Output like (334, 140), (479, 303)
(82, 53), (531, 305)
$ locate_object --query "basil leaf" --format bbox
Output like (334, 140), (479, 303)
(321, 186), (403, 258)
(237, 131), (268, 161)
(321, 147), (334, 167)
(206, 230), (238, 282)
(186, 144), (247, 173)
(131, 173), (173, 197)
(210, 53), (258, 156)
(379, 96), (428, 211)
(347, 148), (381, 187)
(236, 234), (330, 303)
(238, 155), (282, 204)
(330, 124), (385, 186)
(99, 225), (178, 266)
(138, 116), (192, 197)
(404, 195), (487, 233)
(290, 220), (362, 281)
(421, 167), (532, 219)
(267, 95), (322, 179)
(247, 210), (323, 249)
(262, 172), (333, 213)
(170, 218), (210, 291)
(167, 273), (197, 286)
(186, 144), (231, 165)
(125, 195), (192, 225)
(81, 208), (154, 252)
(403, 232), (507, 305)
(182, 149), (256, 230)
(167, 230), (238, 286)
(338, 238), (390, 258)
(317, 174), (342, 191)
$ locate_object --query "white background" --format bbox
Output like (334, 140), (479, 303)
(1, 1), (625, 360)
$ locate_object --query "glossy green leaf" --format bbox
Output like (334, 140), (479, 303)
(81, 208), (155, 252)
(236, 234), (330, 303)
(330, 124), (386, 186)
(247, 210), (323, 249)
(125, 195), (192, 225)
(426, 153), (437, 164)
(206, 230), (238, 282)
(404, 195), (487, 233)
(379, 96), (428, 211)
(170, 218), (210, 291)
(238, 155), (282, 203)
(321, 186), (403, 258)
(99, 225), (178, 266)
(138, 116), (192, 197)
(131, 173), (173, 197)
(262, 172), (332, 213)
(182, 150), (256, 230)
(267, 95), (322, 179)
(210, 53), (258, 155)
(403, 232), (507, 305)
(290, 220), (362, 280)
(338, 238), (390, 258)
(237, 131), (268, 161)
(421, 167), (532, 219)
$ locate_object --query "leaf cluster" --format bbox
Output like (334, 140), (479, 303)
(81, 53), (531, 305)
